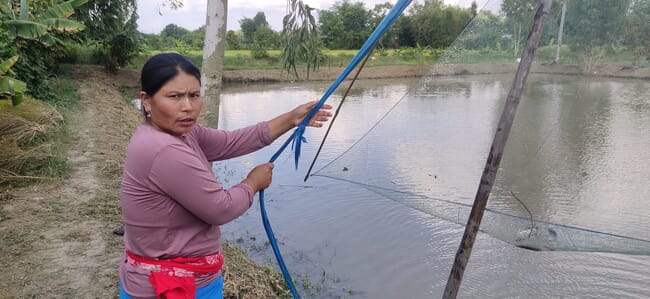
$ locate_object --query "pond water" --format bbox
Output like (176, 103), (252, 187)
(214, 74), (650, 298)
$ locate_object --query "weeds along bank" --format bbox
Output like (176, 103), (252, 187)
(0, 65), (289, 298)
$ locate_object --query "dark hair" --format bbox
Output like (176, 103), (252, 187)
(140, 53), (201, 117)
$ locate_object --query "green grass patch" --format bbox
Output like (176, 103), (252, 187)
(130, 47), (445, 71)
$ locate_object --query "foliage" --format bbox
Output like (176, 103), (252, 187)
(281, 0), (322, 79)
(410, 1), (473, 49)
(458, 11), (506, 50)
(239, 12), (271, 47)
(226, 30), (240, 50)
(0, 0), (87, 104)
(0, 55), (27, 106)
(76, 0), (141, 72)
(369, 2), (402, 49)
(0, 56), (26, 106)
(500, 0), (537, 56)
(623, 0), (650, 64)
(319, 0), (371, 49)
(138, 2), (646, 73)
(563, 0), (630, 53)
(251, 26), (274, 59)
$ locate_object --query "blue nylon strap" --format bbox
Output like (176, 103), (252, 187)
(258, 1), (413, 297)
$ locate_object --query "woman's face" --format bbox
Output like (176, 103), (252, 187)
(142, 71), (202, 136)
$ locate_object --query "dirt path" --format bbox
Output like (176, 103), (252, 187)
(0, 68), (128, 298)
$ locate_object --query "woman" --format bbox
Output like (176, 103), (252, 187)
(119, 53), (332, 299)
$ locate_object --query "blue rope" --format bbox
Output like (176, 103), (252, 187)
(259, 0), (413, 297)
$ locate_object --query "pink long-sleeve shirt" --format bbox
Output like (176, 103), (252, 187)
(119, 121), (272, 298)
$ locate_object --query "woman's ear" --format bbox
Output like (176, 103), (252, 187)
(140, 91), (151, 114)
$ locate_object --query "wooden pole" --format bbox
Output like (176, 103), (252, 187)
(442, 1), (552, 298)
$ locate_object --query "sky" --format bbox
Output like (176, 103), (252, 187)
(136, 0), (499, 34)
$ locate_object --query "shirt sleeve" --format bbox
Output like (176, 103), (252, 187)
(147, 144), (254, 225)
(194, 122), (272, 162)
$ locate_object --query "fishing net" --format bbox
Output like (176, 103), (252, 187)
(305, 0), (650, 255)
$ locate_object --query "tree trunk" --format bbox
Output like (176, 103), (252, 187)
(201, 0), (227, 129)
(554, 0), (567, 64)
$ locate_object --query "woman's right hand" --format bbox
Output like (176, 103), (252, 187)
(242, 162), (274, 192)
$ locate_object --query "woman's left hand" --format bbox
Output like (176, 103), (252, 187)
(291, 101), (333, 128)
(268, 100), (334, 140)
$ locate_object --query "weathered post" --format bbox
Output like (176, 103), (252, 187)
(442, 0), (552, 298)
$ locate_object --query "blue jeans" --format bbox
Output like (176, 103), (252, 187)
(119, 276), (223, 299)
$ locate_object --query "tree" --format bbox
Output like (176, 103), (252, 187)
(563, 0), (630, 51)
(76, 0), (141, 72)
(370, 2), (400, 48)
(239, 12), (269, 47)
(319, 0), (371, 49)
(456, 10), (505, 50)
(394, 13), (415, 47)
(225, 30), (240, 50)
(251, 26), (274, 59)
(500, 0), (537, 56)
(562, 0), (630, 72)
(281, 0), (321, 79)
(410, 0), (472, 49)
(239, 17), (256, 46)
(161, 23), (190, 40)
(624, 0), (650, 65)
(253, 11), (269, 28)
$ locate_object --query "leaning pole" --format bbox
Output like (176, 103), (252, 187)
(442, 0), (552, 298)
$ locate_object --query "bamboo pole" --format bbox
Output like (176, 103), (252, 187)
(442, 1), (552, 298)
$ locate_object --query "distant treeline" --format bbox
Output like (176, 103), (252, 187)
(141, 0), (649, 64)
(2, 0), (648, 105)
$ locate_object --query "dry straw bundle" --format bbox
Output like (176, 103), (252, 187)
(0, 101), (62, 184)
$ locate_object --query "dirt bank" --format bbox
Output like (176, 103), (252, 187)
(222, 63), (650, 83)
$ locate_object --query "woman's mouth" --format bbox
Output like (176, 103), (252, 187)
(178, 118), (195, 127)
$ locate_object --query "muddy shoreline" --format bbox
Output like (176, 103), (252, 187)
(222, 63), (650, 84)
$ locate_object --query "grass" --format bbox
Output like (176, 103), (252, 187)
(126, 47), (443, 71)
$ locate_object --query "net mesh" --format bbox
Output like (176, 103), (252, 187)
(308, 0), (650, 255)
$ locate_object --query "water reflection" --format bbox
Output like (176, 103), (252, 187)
(217, 75), (650, 298)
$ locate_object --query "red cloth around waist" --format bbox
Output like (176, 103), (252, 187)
(126, 250), (224, 299)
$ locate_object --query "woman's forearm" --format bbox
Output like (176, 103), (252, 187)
(267, 111), (296, 141)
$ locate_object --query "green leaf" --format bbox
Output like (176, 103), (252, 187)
(4, 19), (49, 39)
(40, 18), (86, 32)
(0, 56), (19, 75)
(42, 0), (88, 19)
(0, 75), (27, 97)
(42, 4), (73, 19)
(11, 94), (23, 106)
(40, 33), (59, 46)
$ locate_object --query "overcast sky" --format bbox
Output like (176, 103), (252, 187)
(136, 0), (499, 34)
